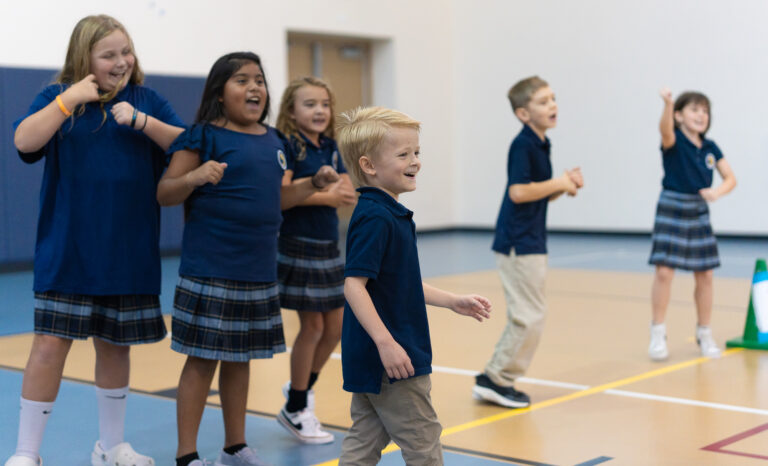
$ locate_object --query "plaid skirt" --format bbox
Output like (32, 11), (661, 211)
(171, 276), (285, 361)
(33, 292), (166, 345)
(649, 190), (720, 271)
(278, 236), (345, 312)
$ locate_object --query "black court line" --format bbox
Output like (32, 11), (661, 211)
(574, 456), (613, 466)
(153, 387), (219, 398)
(441, 445), (556, 465)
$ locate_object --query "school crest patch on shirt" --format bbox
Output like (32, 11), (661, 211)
(277, 150), (287, 170)
(332, 150), (339, 170)
(705, 153), (716, 169)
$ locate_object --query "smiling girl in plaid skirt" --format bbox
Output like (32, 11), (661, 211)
(273, 77), (357, 444)
(648, 88), (737, 361)
(157, 53), (338, 466)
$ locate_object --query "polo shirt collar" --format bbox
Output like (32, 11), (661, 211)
(674, 128), (712, 151)
(299, 132), (332, 150)
(357, 187), (413, 218)
(521, 124), (550, 150)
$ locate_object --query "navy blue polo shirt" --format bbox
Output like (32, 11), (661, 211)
(281, 134), (347, 241)
(341, 187), (431, 394)
(14, 83), (184, 295)
(661, 128), (723, 194)
(170, 124), (293, 282)
(492, 124), (553, 256)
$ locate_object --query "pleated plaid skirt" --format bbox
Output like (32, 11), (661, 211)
(171, 276), (285, 361)
(33, 292), (166, 345)
(277, 236), (345, 312)
(648, 190), (720, 271)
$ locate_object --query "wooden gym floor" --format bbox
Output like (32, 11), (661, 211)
(1, 232), (767, 465)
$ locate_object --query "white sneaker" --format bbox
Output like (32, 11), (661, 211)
(697, 326), (722, 358)
(648, 323), (669, 361)
(4, 455), (41, 466)
(190, 461), (212, 466)
(277, 407), (334, 444)
(281, 381), (315, 412)
(91, 441), (154, 466)
(215, 447), (269, 466)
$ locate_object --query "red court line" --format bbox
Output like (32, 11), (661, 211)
(701, 423), (768, 461)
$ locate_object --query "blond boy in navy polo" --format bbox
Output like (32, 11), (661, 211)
(473, 76), (584, 409)
(336, 106), (492, 465)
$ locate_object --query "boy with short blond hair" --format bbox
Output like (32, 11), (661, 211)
(473, 77), (583, 408)
(336, 106), (492, 465)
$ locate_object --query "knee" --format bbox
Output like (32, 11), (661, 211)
(94, 339), (130, 361)
(322, 317), (342, 343)
(655, 266), (675, 283)
(31, 335), (72, 365)
(300, 314), (325, 340)
(322, 325), (342, 344)
(695, 270), (714, 286)
(186, 356), (218, 378)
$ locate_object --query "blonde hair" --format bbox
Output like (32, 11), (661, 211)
(276, 77), (336, 160)
(507, 76), (548, 111)
(57, 15), (144, 127)
(336, 106), (421, 187)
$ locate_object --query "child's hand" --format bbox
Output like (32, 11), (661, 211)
(327, 179), (357, 207)
(111, 102), (141, 127)
(376, 339), (415, 379)
(186, 161), (228, 188)
(312, 165), (340, 189)
(699, 187), (719, 202)
(659, 87), (673, 104)
(451, 294), (491, 322)
(567, 167), (584, 189)
(560, 172), (578, 196)
(64, 74), (100, 105)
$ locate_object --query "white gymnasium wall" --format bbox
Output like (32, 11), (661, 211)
(3, 1), (767, 234)
(0, 0), (456, 229)
(453, 0), (768, 235)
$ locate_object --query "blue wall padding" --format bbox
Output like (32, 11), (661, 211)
(1, 67), (205, 265)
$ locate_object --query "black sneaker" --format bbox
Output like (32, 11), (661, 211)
(472, 373), (530, 408)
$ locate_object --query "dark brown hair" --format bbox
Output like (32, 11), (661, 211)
(674, 91), (711, 135)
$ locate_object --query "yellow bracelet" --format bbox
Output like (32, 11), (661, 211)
(55, 95), (72, 117)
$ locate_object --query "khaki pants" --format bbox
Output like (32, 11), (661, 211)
(339, 374), (443, 466)
(484, 251), (547, 386)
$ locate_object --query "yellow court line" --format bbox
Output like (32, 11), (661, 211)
(313, 348), (743, 466)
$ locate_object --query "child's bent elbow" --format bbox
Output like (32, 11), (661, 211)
(508, 187), (525, 204)
(14, 133), (37, 155)
(156, 189), (176, 207)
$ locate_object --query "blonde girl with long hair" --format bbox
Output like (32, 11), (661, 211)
(274, 77), (356, 444)
(6, 15), (184, 466)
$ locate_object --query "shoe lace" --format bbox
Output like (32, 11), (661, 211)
(699, 331), (717, 349)
(236, 448), (258, 461)
(235, 447), (267, 466)
(303, 410), (322, 430)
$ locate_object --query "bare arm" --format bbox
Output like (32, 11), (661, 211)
(281, 165), (340, 210)
(111, 102), (184, 152)
(700, 158), (737, 202)
(157, 149), (227, 206)
(345, 276), (414, 379)
(509, 173), (576, 203)
(294, 174), (357, 207)
(549, 167), (583, 201)
(14, 74), (100, 153)
(422, 282), (491, 322)
(659, 87), (675, 149)
(139, 114), (184, 151)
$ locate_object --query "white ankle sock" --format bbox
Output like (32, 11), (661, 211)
(96, 385), (128, 451)
(15, 397), (53, 460)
